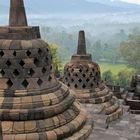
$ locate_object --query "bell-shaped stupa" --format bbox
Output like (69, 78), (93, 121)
(0, 1), (93, 140)
(63, 31), (123, 123)
(125, 74), (140, 113)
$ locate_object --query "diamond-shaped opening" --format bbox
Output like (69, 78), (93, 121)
(7, 79), (13, 88)
(65, 77), (68, 80)
(67, 83), (70, 87)
(90, 83), (94, 87)
(78, 79), (82, 83)
(92, 68), (95, 72)
(82, 74), (86, 77)
(48, 76), (52, 81)
(28, 68), (35, 76)
(82, 84), (86, 89)
(71, 79), (74, 82)
(50, 65), (52, 70)
(0, 51), (4, 57)
(68, 73), (70, 76)
(74, 84), (78, 88)
(26, 50), (31, 57)
(6, 60), (11, 67)
(86, 78), (90, 82)
(90, 73), (93, 77)
(13, 51), (16, 56)
(13, 69), (20, 76)
(42, 67), (47, 74)
(0, 69), (5, 76)
(34, 58), (39, 66)
(79, 69), (82, 73)
(45, 57), (49, 63)
(19, 60), (25, 67)
(46, 48), (49, 52)
(86, 69), (89, 72)
(37, 79), (43, 86)
(71, 69), (74, 72)
(22, 79), (29, 88)
(38, 48), (43, 55)
(51, 56), (53, 60)
(75, 73), (78, 77)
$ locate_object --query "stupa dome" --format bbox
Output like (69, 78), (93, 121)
(0, 1), (93, 140)
(63, 31), (123, 123)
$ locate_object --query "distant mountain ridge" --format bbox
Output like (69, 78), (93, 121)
(0, 0), (140, 15)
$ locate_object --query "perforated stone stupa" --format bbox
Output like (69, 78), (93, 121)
(125, 74), (140, 114)
(0, 1), (93, 140)
(63, 31), (123, 123)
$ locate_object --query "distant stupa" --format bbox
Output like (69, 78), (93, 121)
(63, 31), (123, 123)
(0, 1), (93, 140)
(125, 74), (140, 113)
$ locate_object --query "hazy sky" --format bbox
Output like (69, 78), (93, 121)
(87, 0), (140, 5)
(120, 0), (140, 4)
(1, 0), (140, 5)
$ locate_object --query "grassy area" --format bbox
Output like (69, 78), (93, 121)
(99, 62), (132, 75)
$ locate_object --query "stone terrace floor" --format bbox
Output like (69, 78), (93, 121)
(82, 100), (140, 140)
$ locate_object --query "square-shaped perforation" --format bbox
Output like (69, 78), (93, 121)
(82, 84), (86, 89)
(42, 67), (47, 74)
(0, 69), (5, 77)
(26, 50), (31, 57)
(34, 58), (40, 67)
(67, 83), (70, 87)
(38, 48), (43, 55)
(90, 83), (94, 87)
(13, 51), (17, 56)
(79, 69), (82, 73)
(7, 79), (13, 88)
(86, 78), (90, 82)
(71, 79), (74, 82)
(82, 74), (86, 77)
(19, 60), (25, 67)
(74, 84), (78, 88)
(37, 79), (43, 86)
(48, 76), (52, 81)
(13, 69), (20, 77)
(22, 79), (29, 88)
(0, 51), (4, 57)
(46, 48), (49, 52)
(45, 57), (49, 63)
(6, 60), (12, 67)
(78, 79), (82, 83)
(28, 68), (35, 76)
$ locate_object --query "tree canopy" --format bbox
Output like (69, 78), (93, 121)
(120, 31), (140, 71)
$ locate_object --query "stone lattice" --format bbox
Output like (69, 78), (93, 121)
(125, 74), (140, 113)
(0, 1), (93, 140)
(63, 31), (123, 123)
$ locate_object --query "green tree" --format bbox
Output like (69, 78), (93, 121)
(120, 31), (140, 71)
(116, 69), (135, 88)
(102, 70), (114, 85)
(49, 44), (63, 76)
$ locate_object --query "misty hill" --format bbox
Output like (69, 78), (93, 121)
(25, 0), (140, 14)
(1, 0), (140, 15)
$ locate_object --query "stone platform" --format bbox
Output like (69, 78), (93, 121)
(83, 102), (140, 140)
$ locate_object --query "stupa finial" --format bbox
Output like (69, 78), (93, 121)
(77, 30), (86, 55)
(9, 0), (28, 26)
